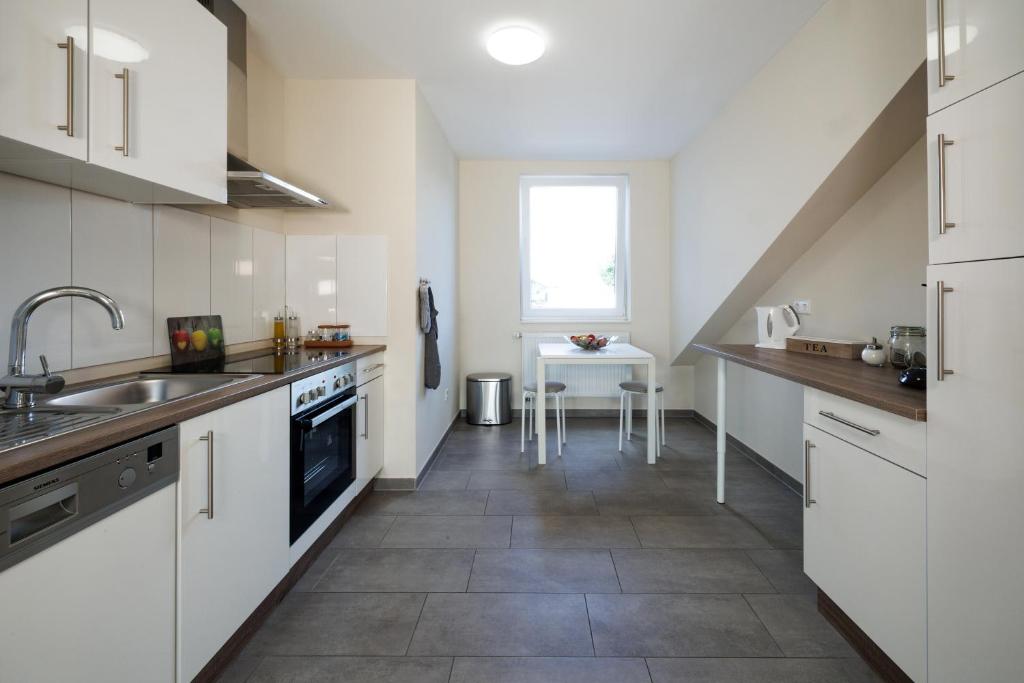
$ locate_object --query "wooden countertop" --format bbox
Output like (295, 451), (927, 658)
(693, 344), (927, 422)
(0, 345), (386, 486)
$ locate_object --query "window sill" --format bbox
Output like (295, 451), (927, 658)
(520, 317), (631, 325)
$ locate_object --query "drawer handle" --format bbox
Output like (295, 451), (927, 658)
(199, 430), (214, 519)
(818, 410), (880, 436)
(937, 280), (955, 381)
(114, 68), (129, 156)
(937, 134), (956, 234)
(362, 363), (385, 374)
(804, 440), (816, 509)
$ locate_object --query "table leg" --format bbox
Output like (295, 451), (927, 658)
(716, 357), (726, 504)
(647, 359), (657, 465)
(536, 358), (547, 465)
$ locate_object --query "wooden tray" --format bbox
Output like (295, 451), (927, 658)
(786, 336), (866, 360)
(304, 340), (353, 349)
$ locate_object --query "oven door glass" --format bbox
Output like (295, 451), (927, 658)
(290, 391), (357, 543)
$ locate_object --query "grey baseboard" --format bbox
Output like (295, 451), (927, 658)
(693, 411), (803, 495)
(461, 408), (695, 419)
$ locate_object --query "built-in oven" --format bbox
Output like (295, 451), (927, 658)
(289, 362), (359, 544)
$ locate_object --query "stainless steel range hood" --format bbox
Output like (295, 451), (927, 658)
(202, 0), (328, 209)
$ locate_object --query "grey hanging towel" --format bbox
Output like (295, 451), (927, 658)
(419, 282), (432, 334)
(422, 285), (441, 390)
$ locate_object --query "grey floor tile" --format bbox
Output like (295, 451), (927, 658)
(566, 469), (668, 491)
(720, 481), (801, 516)
(632, 515), (772, 548)
(612, 549), (775, 594)
(450, 656), (651, 683)
(469, 549), (620, 593)
(313, 548), (474, 592)
(291, 549), (338, 592)
(587, 593), (781, 657)
(381, 515), (511, 548)
(594, 490), (719, 516)
(467, 470), (567, 490)
(486, 489), (598, 515)
(247, 656), (453, 683)
(646, 657), (881, 682)
(357, 490), (489, 515)
(744, 514), (803, 550)
(745, 594), (857, 657)
(433, 451), (534, 471)
(244, 593), (425, 656)
(407, 593), (594, 656)
(746, 549), (816, 594)
(215, 654), (262, 682)
(511, 515), (641, 548)
(328, 515), (396, 549)
(418, 470), (471, 490)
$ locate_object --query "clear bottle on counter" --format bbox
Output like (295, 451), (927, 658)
(889, 326), (926, 368)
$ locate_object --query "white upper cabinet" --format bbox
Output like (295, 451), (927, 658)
(89, 0), (226, 203)
(927, 73), (1024, 264)
(926, 259), (1024, 682)
(927, 0), (1024, 114)
(211, 218), (254, 345)
(0, 1), (88, 160)
(338, 235), (389, 337)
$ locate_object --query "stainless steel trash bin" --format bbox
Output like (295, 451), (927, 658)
(466, 372), (513, 425)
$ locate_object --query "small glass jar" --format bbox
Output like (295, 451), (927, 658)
(889, 326), (926, 368)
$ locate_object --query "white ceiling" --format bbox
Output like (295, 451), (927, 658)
(237, 0), (827, 160)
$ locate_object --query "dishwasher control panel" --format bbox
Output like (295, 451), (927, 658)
(0, 426), (179, 573)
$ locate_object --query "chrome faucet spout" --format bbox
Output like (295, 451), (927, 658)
(3, 286), (125, 409)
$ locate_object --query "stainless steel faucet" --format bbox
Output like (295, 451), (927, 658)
(2, 287), (125, 409)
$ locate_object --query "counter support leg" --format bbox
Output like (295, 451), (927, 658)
(716, 357), (726, 503)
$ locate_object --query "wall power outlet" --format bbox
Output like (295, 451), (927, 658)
(792, 300), (812, 315)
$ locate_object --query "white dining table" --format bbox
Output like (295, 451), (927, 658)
(535, 342), (658, 465)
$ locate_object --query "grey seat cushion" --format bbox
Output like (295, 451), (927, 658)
(523, 381), (567, 394)
(619, 381), (664, 393)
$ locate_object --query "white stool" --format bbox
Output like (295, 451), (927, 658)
(618, 381), (666, 455)
(522, 381), (567, 455)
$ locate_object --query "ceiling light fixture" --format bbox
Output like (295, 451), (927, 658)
(486, 26), (545, 66)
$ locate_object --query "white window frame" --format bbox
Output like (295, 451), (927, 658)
(519, 174), (630, 323)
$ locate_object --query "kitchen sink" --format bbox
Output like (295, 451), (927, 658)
(43, 374), (257, 409)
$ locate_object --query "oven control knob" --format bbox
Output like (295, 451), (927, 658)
(297, 394), (307, 406)
(306, 389), (318, 402)
(346, 373), (355, 384)
(317, 385), (326, 397)
(333, 377), (343, 390)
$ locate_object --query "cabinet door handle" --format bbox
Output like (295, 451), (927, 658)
(198, 430), (214, 519)
(114, 68), (129, 156)
(804, 440), (816, 509)
(937, 280), (955, 381)
(937, 134), (956, 234)
(936, 0), (955, 87)
(817, 410), (880, 436)
(360, 395), (369, 439)
(56, 36), (74, 136)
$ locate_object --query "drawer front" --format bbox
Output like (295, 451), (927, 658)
(356, 353), (386, 386)
(803, 388), (925, 476)
(803, 425), (926, 681)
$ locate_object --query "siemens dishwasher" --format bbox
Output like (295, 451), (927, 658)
(0, 426), (179, 682)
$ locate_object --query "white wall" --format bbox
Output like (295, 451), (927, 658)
(415, 89), (460, 473)
(0, 172), (284, 375)
(694, 138), (928, 480)
(459, 160), (690, 410)
(670, 0), (924, 359)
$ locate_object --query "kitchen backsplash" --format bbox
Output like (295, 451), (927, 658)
(0, 172), (285, 374)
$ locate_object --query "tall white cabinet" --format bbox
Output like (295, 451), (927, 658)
(177, 388), (290, 682)
(925, 2), (1024, 679)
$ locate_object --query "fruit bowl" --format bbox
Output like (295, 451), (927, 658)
(565, 334), (617, 351)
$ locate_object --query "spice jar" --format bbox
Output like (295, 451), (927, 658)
(889, 326), (926, 368)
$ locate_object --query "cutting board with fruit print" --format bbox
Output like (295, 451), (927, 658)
(166, 315), (226, 372)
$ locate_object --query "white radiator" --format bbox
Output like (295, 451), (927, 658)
(521, 332), (632, 398)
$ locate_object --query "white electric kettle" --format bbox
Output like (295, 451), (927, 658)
(755, 305), (801, 349)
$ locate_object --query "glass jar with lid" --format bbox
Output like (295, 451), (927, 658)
(889, 326), (926, 368)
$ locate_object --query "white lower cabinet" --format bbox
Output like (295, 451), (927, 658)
(177, 387), (290, 682)
(803, 423), (926, 682)
(357, 375), (385, 479)
(926, 258), (1024, 682)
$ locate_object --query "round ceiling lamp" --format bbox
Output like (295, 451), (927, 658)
(486, 26), (546, 66)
